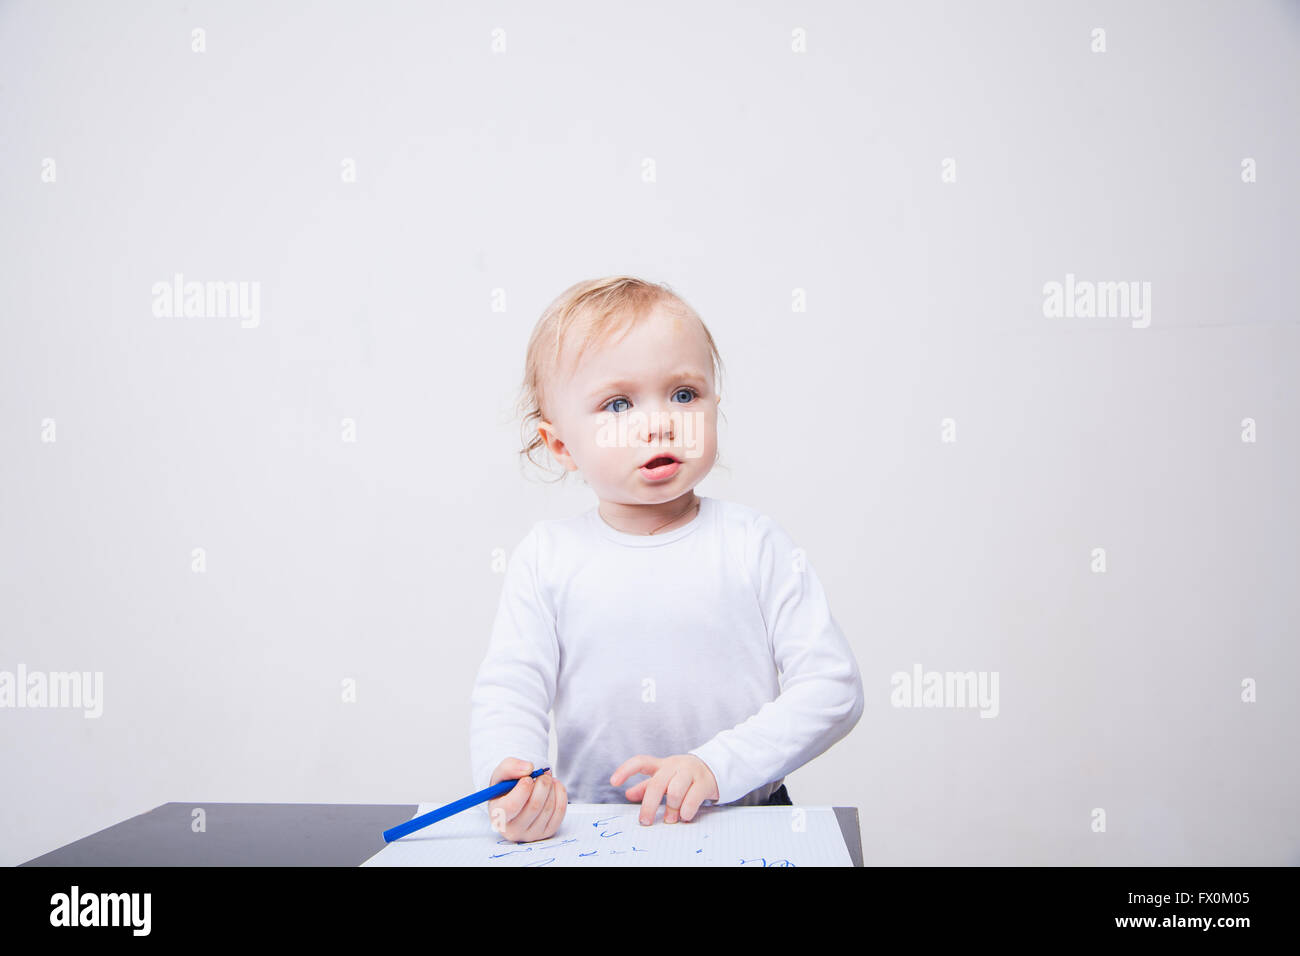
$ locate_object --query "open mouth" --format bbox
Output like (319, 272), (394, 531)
(639, 455), (682, 480)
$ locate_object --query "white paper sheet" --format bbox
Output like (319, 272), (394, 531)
(362, 802), (853, 867)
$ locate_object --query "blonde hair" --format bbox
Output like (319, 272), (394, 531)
(516, 276), (725, 480)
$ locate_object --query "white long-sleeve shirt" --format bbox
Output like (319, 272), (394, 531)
(469, 495), (864, 809)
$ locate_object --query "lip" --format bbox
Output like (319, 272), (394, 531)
(640, 453), (681, 469)
(639, 455), (681, 481)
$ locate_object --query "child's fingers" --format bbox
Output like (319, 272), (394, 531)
(489, 800), (511, 834)
(521, 776), (556, 842)
(490, 758), (534, 786)
(538, 779), (567, 838)
(663, 771), (691, 824)
(516, 772), (553, 838)
(638, 769), (672, 826)
(610, 755), (659, 787)
(679, 781), (708, 822)
(497, 774), (535, 822)
(622, 779), (650, 802)
(489, 760), (536, 823)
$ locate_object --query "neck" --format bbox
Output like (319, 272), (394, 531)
(598, 492), (701, 535)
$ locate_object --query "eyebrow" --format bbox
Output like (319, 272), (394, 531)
(587, 370), (710, 400)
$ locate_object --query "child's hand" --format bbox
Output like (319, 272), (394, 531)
(486, 758), (567, 843)
(610, 754), (720, 825)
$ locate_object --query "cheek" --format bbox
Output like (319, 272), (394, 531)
(687, 407), (716, 431)
(683, 413), (716, 461)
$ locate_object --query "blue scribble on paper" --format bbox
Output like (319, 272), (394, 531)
(489, 847), (536, 859)
(536, 838), (577, 850)
(489, 837), (576, 859)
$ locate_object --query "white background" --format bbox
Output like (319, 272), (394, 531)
(2, 0), (1297, 866)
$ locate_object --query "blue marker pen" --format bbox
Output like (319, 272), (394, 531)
(382, 767), (551, 842)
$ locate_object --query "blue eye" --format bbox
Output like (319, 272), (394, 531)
(602, 388), (697, 414)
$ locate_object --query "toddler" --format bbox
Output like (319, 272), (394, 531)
(470, 276), (863, 842)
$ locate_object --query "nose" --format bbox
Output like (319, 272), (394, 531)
(637, 404), (676, 446)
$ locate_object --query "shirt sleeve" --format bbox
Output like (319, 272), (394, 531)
(468, 525), (558, 811)
(689, 513), (864, 805)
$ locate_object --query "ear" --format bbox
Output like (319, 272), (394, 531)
(536, 420), (579, 472)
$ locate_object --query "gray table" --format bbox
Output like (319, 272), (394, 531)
(21, 802), (863, 866)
